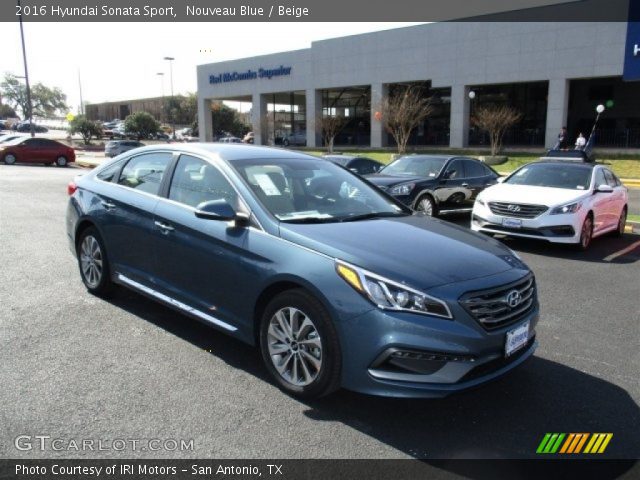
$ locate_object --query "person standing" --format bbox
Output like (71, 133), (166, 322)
(557, 127), (569, 150)
(575, 132), (586, 150)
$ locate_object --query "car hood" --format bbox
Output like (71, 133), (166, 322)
(365, 174), (428, 188)
(279, 215), (526, 291)
(479, 183), (589, 206)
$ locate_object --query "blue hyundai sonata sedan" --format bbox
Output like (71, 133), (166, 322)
(66, 144), (538, 398)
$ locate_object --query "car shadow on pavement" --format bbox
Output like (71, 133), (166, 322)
(105, 287), (639, 469)
(497, 234), (640, 264)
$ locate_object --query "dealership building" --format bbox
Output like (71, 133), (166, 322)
(197, 21), (640, 149)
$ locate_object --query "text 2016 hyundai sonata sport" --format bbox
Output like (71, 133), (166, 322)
(66, 144), (539, 398)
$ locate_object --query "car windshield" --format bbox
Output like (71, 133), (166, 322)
(231, 157), (409, 223)
(380, 156), (447, 177)
(505, 163), (593, 190)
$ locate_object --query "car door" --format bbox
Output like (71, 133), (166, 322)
(591, 168), (612, 233)
(437, 159), (471, 210)
(461, 158), (493, 207)
(604, 168), (626, 226)
(151, 153), (254, 330)
(96, 151), (174, 284)
(39, 139), (59, 162)
(18, 138), (43, 163)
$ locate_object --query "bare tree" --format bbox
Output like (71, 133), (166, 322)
(321, 114), (346, 153)
(381, 86), (434, 154)
(471, 105), (522, 156)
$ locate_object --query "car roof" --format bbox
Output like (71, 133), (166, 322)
(396, 154), (458, 161)
(123, 143), (321, 162)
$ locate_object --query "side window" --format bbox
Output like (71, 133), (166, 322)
(594, 169), (607, 188)
(96, 160), (124, 183)
(445, 160), (465, 179)
(117, 152), (172, 195)
(464, 159), (486, 178)
(24, 139), (41, 147)
(603, 169), (617, 188)
(169, 155), (238, 209)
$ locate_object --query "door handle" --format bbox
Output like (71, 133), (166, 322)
(154, 221), (174, 233)
(461, 183), (469, 187)
(101, 200), (116, 210)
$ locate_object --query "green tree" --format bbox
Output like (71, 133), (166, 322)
(165, 93), (197, 125)
(0, 104), (17, 118)
(0, 73), (68, 118)
(211, 103), (250, 138)
(124, 111), (160, 139)
(68, 115), (102, 145)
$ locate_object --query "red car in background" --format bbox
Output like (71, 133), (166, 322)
(0, 137), (75, 167)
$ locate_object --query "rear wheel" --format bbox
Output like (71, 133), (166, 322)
(77, 227), (113, 297)
(415, 195), (437, 217)
(259, 289), (341, 398)
(576, 214), (593, 251)
(612, 208), (627, 238)
(3, 154), (16, 165)
(55, 156), (68, 167)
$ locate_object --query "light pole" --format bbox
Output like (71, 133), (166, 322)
(163, 56), (175, 139)
(156, 72), (165, 123)
(17, 0), (34, 137)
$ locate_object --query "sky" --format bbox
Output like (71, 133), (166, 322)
(0, 22), (424, 114)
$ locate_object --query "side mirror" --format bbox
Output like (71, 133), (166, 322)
(595, 184), (613, 194)
(497, 177), (506, 183)
(195, 199), (249, 226)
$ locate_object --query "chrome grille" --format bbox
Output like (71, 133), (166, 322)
(460, 275), (536, 330)
(488, 202), (548, 219)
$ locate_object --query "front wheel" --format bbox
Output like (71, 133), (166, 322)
(415, 195), (437, 217)
(576, 215), (593, 251)
(77, 227), (113, 297)
(56, 156), (68, 167)
(259, 289), (341, 398)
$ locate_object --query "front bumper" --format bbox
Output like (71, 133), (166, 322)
(338, 271), (539, 398)
(470, 203), (582, 244)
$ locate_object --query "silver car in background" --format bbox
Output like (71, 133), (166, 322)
(105, 140), (145, 158)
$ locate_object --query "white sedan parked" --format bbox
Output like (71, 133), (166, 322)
(471, 161), (628, 250)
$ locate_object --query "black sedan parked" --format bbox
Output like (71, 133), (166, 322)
(366, 155), (499, 216)
(322, 154), (384, 176)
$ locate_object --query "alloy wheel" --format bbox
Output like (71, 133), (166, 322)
(581, 217), (593, 249)
(80, 235), (103, 288)
(56, 156), (67, 167)
(267, 307), (323, 387)
(417, 197), (434, 216)
(4, 154), (16, 165)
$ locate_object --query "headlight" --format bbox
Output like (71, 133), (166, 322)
(335, 261), (452, 319)
(389, 183), (415, 196)
(550, 201), (581, 215)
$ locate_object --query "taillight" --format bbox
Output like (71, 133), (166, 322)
(67, 181), (78, 196)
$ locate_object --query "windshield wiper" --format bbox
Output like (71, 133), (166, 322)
(280, 217), (337, 224)
(337, 211), (409, 222)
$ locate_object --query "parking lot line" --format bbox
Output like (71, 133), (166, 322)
(604, 239), (640, 262)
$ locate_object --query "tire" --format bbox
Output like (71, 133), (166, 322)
(576, 214), (593, 251)
(259, 289), (341, 399)
(612, 207), (627, 238)
(76, 227), (114, 297)
(3, 154), (16, 165)
(415, 194), (437, 217)
(55, 156), (68, 167)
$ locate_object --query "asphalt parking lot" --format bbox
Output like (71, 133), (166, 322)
(1, 164), (638, 461)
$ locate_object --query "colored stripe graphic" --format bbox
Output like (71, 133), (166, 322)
(537, 433), (613, 454)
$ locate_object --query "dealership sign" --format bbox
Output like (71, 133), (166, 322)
(623, 1), (640, 81)
(209, 66), (292, 84)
